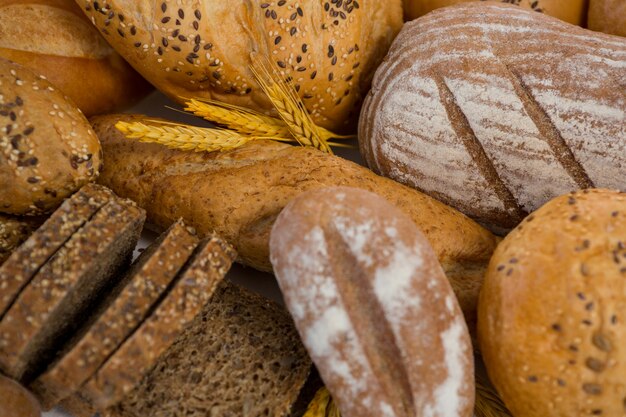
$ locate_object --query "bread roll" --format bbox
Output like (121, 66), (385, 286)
(0, 58), (102, 215)
(0, 375), (41, 417)
(75, 0), (403, 131)
(0, 214), (43, 264)
(588, 0), (626, 37)
(478, 189), (626, 417)
(359, 3), (626, 232)
(93, 114), (498, 328)
(0, 0), (151, 116)
(403, 0), (587, 24)
(270, 187), (475, 417)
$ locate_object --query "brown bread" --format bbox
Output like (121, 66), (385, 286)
(0, 214), (43, 265)
(0, 375), (41, 417)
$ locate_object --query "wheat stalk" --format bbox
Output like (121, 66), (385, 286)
(303, 388), (341, 417)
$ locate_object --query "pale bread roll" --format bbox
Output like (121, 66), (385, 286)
(588, 0), (626, 37)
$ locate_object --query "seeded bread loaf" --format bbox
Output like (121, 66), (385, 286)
(359, 3), (626, 232)
(0, 0), (151, 115)
(0, 197), (145, 382)
(478, 189), (626, 417)
(270, 187), (475, 417)
(588, 0), (626, 37)
(0, 213), (43, 264)
(30, 219), (199, 410)
(0, 184), (114, 320)
(0, 375), (41, 417)
(75, 0), (402, 131)
(93, 114), (498, 328)
(0, 58), (103, 215)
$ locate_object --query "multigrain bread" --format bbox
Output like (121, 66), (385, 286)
(0, 375), (41, 417)
(105, 282), (312, 417)
(588, 0), (626, 37)
(359, 3), (626, 232)
(93, 114), (498, 328)
(270, 187), (474, 417)
(0, 213), (43, 264)
(0, 0), (151, 115)
(30, 219), (199, 410)
(75, 0), (402, 131)
(0, 197), (145, 382)
(0, 58), (103, 215)
(478, 189), (626, 417)
(0, 184), (114, 320)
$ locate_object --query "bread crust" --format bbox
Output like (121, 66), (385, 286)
(588, 0), (626, 37)
(0, 213), (43, 264)
(0, 375), (41, 417)
(478, 189), (626, 417)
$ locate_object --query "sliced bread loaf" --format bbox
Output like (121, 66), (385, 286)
(0, 375), (41, 417)
(30, 219), (199, 410)
(0, 214), (44, 265)
(0, 184), (114, 319)
(0, 197), (145, 382)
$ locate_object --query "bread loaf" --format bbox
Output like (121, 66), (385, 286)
(75, 0), (402, 131)
(0, 58), (103, 215)
(270, 187), (474, 417)
(478, 189), (626, 417)
(359, 3), (626, 232)
(588, 0), (626, 37)
(0, 0), (151, 116)
(0, 375), (41, 417)
(93, 114), (498, 329)
(403, 0), (588, 24)
(0, 214), (43, 264)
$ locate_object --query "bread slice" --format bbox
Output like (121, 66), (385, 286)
(0, 184), (114, 319)
(0, 374), (41, 417)
(30, 219), (199, 410)
(0, 197), (145, 382)
(76, 233), (237, 411)
(0, 214), (44, 265)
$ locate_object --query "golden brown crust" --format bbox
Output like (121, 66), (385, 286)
(76, 0), (402, 131)
(478, 189), (626, 417)
(0, 375), (41, 417)
(0, 213), (43, 264)
(0, 0), (151, 116)
(588, 0), (626, 37)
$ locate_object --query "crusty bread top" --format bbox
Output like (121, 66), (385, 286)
(75, 0), (402, 130)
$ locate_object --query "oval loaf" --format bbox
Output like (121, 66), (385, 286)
(359, 3), (626, 232)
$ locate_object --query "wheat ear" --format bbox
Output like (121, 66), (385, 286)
(303, 388), (341, 417)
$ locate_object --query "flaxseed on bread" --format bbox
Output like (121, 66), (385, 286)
(30, 219), (199, 410)
(0, 213), (43, 265)
(0, 197), (145, 382)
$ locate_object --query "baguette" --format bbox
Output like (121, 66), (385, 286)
(93, 114), (498, 328)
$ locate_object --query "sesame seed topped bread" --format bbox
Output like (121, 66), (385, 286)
(0, 196), (145, 383)
(478, 189), (626, 417)
(78, 233), (236, 411)
(75, 0), (402, 131)
(0, 58), (103, 215)
(30, 219), (199, 410)
(0, 213), (43, 265)
(0, 183), (114, 320)
(0, 375), (41, 417)
(359, 3), (626, 232)
(588, 0), (626, 37)
(105, 282), (312, 417)
(0, 0), (151, 116)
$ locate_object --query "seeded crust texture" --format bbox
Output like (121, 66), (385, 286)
(75, 0), (402, 131)
(0, 0), (151, 115)
(0, 213), (43, 264)
(359, 3), (626, 232)
(30, 219), (199, 410)
(0, 58), (103, 215)
(588, 0), (626, 37)
(0, 375), (41, 417)
(270, 187), (474, 417)
(93, 113), (498, 330)
(478, 189), (626, 417)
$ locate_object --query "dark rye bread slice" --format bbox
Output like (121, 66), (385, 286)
(0, 184), (114, 319)
(30, 219), (199, 410)
(75, 233), (237, 411)
(0, 198), (145, 383)
(0, 214), (44, 265)
(106, 282), (314, 417)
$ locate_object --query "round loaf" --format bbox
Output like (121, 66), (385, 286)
(0, 58), (102, 215)
(588, 0), (626, 37)
(478, 189), (626, 417)
(359, 3), (626, 232)
(0, 0), (151, 116)
(403, 0), (587, 24)
(270, 186), (474, 417)
(0, 375), (41, 417)
(75, 0), (403, 131)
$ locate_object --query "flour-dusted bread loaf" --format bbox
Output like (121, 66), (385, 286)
(93, 114), (498, 329)
(270, 187), (474, 417)
(75, 0), (402, 131)
(0, 0), (151, 115)
(0, 214), (43, 264)
(588, 0), (626, 37)
(478, 189), (626, 417)
(0, 58), (103, 215)
(0, 375), (41, 417)
(359, 3), (626, 232)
